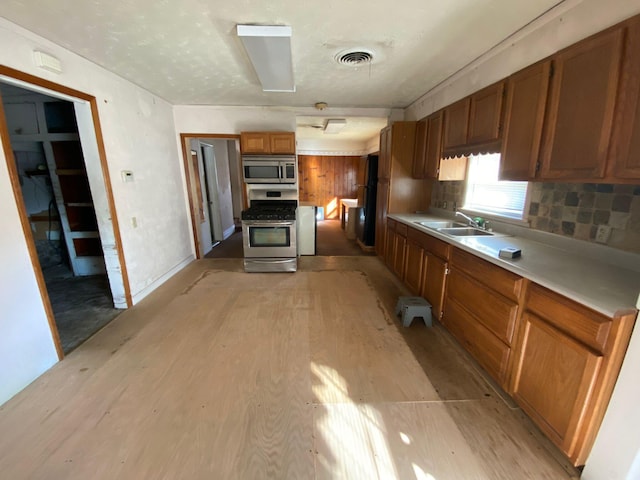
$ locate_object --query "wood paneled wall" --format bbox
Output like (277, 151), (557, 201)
(298, 155), (361, 218)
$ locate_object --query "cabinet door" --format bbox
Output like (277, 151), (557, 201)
(241, 132), (270, 153)
(375, 180), (389, 257)
(424, 111), (443, 179)
(384, 227), (396, 268)
(512, 312), (602, 457)
(539, 28), (623, 179)
(270, 133), (295, 154)
(412, 119), (428, 179)
(607, 17), (640, 179)
(392, 232), (407, 280)
(390, 122), (417, 173)
(500, 61), (551, 180)
(421, 253), (447, 321)
(467, 81), (505, 147)
(378, 127), (392, 179)
(404, 238), (424, 294)
(443, 98), (470, 154)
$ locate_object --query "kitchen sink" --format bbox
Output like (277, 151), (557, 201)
(416, 220), (468, 229)
(437, 227), (494, 237)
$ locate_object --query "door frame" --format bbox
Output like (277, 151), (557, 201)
(179, 133), (242, 259)
(0, 66), (132, 358)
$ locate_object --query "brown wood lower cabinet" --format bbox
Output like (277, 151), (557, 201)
(404, 236), (424, 294)
(510, 283), (636, 466)
(384, 219), (407, 280)
(512, 311), (602, 460)
(443, 248), (524, 387)
(401, 226), (450, 319)
(382, 220), (637, 466)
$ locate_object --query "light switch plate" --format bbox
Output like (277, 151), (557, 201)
(121, 170), (134, 182)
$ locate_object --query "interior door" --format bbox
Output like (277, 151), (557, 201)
(201, 144), (223, 243)
(190, 140), (213, 255)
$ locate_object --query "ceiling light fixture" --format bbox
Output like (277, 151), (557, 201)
(237, 25), (295, 92)
(324, 119), (347, 134)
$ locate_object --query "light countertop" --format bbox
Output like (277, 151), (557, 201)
(340, 198), (359, 208)
(388, 213), (640, 318)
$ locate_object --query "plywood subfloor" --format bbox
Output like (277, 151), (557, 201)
(0, 256), (579, 479)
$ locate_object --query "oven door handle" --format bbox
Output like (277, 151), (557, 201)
(249, 258), (295, 264)
(243, 221), (295, 227)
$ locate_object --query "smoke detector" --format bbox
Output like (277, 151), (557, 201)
(314, 102), (328, 110)
(335, 49), (374, 66)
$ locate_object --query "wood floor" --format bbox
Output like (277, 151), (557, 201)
(0, 256), (580, 479)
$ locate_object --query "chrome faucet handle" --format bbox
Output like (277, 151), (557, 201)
(455, 211), (480, 228)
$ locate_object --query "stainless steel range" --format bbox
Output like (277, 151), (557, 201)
(241, 185), (298, 273)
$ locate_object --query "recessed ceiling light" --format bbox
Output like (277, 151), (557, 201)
(324, 119), (347, 134)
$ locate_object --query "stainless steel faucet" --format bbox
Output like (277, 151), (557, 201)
(456, 211), (481, 228)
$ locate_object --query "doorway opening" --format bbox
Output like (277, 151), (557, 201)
(0, 68), (130, 355)
(180, 134), (244, 259)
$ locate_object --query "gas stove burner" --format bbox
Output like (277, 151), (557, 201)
(241, 204), (297, 221)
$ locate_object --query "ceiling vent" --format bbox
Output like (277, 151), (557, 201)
(335, 49), (374, 67)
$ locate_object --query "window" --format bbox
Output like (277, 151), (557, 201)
(463, 153), (528, 220)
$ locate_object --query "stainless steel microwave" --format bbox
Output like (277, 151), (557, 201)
(242, 155), (297, 184)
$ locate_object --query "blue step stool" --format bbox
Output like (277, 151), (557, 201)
(395, 296), (433, 328)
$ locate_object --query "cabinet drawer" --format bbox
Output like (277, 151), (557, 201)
(526, 284), (612, 353)
(445, 297), (511, 386)
(451, 248), (523, 301)
(447, 269), (518, 345)
(387, 218), (397, 230)
(408, 228), (450, 259)
(395, 222), (408, 237)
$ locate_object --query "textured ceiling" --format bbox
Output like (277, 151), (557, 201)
(2, 0), (564, 108)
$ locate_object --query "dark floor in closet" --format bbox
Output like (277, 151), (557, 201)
(43, 264), (122, 353)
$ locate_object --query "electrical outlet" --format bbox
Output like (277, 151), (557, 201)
(595, 225), (611, 244)
(131, 217), (138, 228)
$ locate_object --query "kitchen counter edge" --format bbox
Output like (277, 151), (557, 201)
(388, 213), (640, 318)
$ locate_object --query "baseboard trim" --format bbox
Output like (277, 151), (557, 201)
(130, 254), (195, 305)
(357, 238), (376, 253)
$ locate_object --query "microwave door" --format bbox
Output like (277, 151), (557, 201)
(244, 162), (282, 183)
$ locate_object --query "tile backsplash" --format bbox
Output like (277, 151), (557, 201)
(431, 181), (640, 254)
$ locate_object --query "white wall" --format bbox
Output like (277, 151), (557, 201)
(402, 1), (640, 474)
(0, 133), (59, 405)
(583, 317), (640, 480)
(0, 18), (193, 403)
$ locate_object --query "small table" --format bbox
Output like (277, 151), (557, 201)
(339, 199), (358, 239)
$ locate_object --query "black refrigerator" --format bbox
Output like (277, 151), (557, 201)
(355, 154), (378, 246)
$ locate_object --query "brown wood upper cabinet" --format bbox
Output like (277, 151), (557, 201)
(607, 16), (640, 179)
(467, 81), (505, 148)
(240, 132), (296, 154)
(378, 122), (415, 180)
(442, 98), (470, 156)
(538, 27), (623, 179)
(499, 61), (551, 180)
(442, 81), (505, 158)
(412, 111), (445, 179)
(412, 119), (428, 178)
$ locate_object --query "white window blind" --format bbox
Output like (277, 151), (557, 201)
(463, 153), (528, 220)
